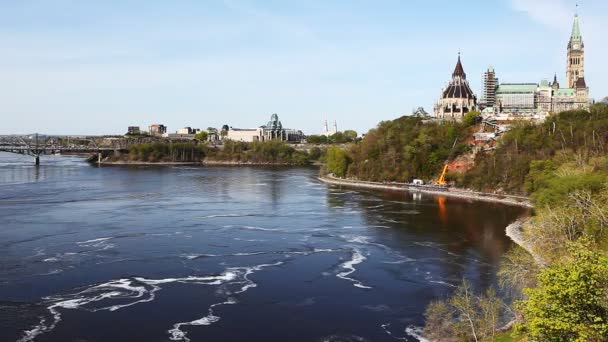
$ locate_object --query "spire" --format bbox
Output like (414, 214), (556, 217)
(552, 73), (560, 89)
(571, 12), (581, 41)
(452, 52), (466, 79)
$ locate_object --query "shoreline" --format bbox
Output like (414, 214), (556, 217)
(96, 159), (310, 166)
(318, 174), (533, 208)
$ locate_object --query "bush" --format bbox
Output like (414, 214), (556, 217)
(517, 240), (608, 342)
(326, 146), (351, 177)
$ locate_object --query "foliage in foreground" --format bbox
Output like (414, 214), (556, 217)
(423, 280), (506, 342)
(516, 240), (608, 342)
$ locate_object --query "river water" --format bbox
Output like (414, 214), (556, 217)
(0, 153), (526, 341)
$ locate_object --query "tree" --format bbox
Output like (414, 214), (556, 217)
(517, 239), (608, 342)
(462, 110), (481, 126)
(423, 300), (457, 341)
(343, 130), (358, 142)
(326, 146), (351, 178)
(195, 131), (208, 141)
(423, 280), (506, 342)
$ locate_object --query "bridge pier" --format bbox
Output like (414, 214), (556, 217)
(35, 155), (40, 166)
(98, 152), (102, 164)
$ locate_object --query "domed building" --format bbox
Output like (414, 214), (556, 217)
(225, 113), (304, 142)
(434, 54), (478, 121)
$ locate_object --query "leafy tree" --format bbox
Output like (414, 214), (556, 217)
(346, 116), (471, 182)
(423, 279), (506, 342)
(195, 131), (208, 141)
(306, 135), (328, 144)
(462, 110), (481, 126)
(343, 130), (358, 141)
(517, 240), (608, 342)
(326, 146), (351, 177)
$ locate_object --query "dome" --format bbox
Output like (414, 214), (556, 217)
(266, 113), (282, 130)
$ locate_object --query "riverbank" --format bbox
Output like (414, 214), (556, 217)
(95, 159), (310, 166)
(318, 174), (533, 208)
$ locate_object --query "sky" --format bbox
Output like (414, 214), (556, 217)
(1, 0), (607, 136)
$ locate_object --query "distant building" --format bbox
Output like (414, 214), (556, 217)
(127, 126), (141, 135)
(411, 107), (431, 118)
(166, 133), (196, 140)
(225, 114), (304, 143)
(149, 124), (167, 136)
(322, 120), (338, 137)
(482, 12), (589, 121)
(434, 54), (478, 121)
(178, 127), (193, 134)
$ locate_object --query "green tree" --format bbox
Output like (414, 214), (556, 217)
(343, 130), (358, 142)
(462, 110), (481, 126)
(195, 131), (208, 141)
(517, 240), (608, 342)
(423, 279), (506, 342)
(326, 146), (351, 178)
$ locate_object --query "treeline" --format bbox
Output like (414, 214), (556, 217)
(306, 130), (358, 144)
(204, 140), (317, 164)
(325, 112), (478, 180)
(125, 142), (206, 162)
(459, 104), (608, 196)
(108, 140), (325, 165)
(421, 104), (608, 341)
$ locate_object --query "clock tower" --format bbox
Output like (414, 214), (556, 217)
(566, 13), (584, 89)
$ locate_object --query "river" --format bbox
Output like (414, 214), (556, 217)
(0, 153), (526, 341)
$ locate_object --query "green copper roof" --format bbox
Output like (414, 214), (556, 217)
(555, 88), (575, 96)
(496, 83), (537, 94)
(571, 14), (582, 41)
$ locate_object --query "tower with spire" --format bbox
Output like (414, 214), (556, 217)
(434, 53), (477, 121)
(566, 11), (585, 89)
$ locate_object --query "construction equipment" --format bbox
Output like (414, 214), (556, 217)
(434, 138), (458, 186)
(436, 164), (449, 185)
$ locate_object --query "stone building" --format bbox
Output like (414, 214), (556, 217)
(482, 12), (589, 120)
(434, 54), (478, 121)
(225, 114), (304, 143)
(149, 124), (167, 136)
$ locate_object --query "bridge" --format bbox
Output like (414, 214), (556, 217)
(0, 134), (131, 165)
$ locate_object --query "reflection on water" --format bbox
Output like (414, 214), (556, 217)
(0, 153), (527, 342)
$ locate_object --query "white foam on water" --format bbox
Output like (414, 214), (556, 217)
(336, 249), (372, 289)
(76, 237), (115, 251)
(167, 261), (284, 341)
(405, 326), (430, 342)
(230, 252), (266, 256)
(42, 257), (59, 262)
(428, 280), (457, 288)
(76, 237), (112, 245)
(181, 253), (218, 260)
(168, 298), (237, 342)
(382, 257), (416, 264)
(18, 262), (281, 342)
(380, 323), (408, 340)
(240, 225), (281, 232)
(201, 214), (245, 218)
(233, 237), (266, 242)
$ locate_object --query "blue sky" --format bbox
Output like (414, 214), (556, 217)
(1, 0), (607, 135)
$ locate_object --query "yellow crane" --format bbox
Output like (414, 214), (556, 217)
(434, 138), (458, 186)
(436, 164), (449, 185)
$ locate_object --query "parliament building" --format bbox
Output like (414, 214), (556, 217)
(435, 12), (590, 122)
